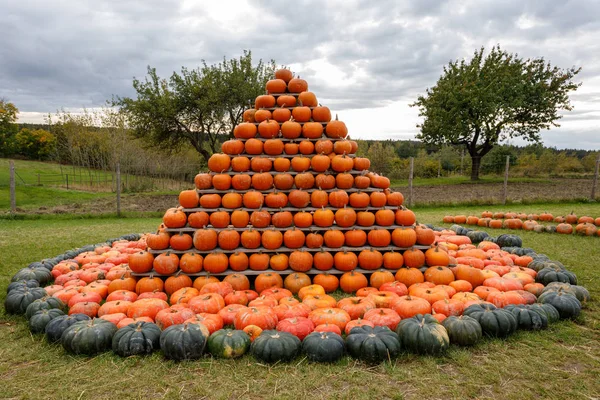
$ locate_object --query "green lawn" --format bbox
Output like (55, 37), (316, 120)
(0, 205), (599, 399)
(0, 184), (116, 211)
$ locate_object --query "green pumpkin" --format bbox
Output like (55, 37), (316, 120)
(11, 266), (52, 285)
(396, 314), (449, 355)
(160, 323), (208, 361)
(25, 296), (65, 319)
(302, 331), (345, 363)
(463, 304), (517, 338)
(4, 287), (47, 314)
(61, 319), (118, 355)
(502, 247), (530, 255)
(251, 330), (301, 363)
(533, 225), (545, 233)
(207, 329), (251, 359)
(112, 322), (161, 357)
(527, 259), (564, 272)
(64, 250), (78, 259)
(536, 267), (577, 285)
(29, 309), (65, 334)
(45, 314), (91, 343)
(467, 231), (490, 243)
(545, 225), (557, 233)
(543, 283), (590, 305)
(449, 224), (464, 233)
(28, 260), (56, 271)
(7, 280), (39, 293)
(504, 305), (548, 331)
(442, 315), (482, 346)
(496, 234), (522, 248)
(528, 304), (560, 324)
(346, 325), (400, 364)
(538, 291), (581, 319)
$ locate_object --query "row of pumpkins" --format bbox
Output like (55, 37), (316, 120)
(443, 214), (600, 236)
(477, 211), (600, 225)
(5, 229), (589, 363)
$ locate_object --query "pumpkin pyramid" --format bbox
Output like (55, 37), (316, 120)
(136, 68), (436, 286)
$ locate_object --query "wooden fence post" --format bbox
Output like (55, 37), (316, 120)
(65, 174), (69, 190)
(502, 156), (510, 205)
(9, 161), (16, 214)
(408, 157), (414, 208)
(591, 154), (600, 201)
(116, 162), (122, 217)
(37, 173), (41, 186)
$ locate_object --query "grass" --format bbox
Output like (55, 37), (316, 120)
(0, 205), (599, 399)
(0, 184), (116, 211)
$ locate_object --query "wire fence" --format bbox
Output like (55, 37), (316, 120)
(9, 167), (192, 193)
(4, 155), (600, 214)
(392, 155), (600, 207)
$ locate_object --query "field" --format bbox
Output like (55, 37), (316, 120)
(0, 159), (189, 213)
(2, 159), (598, 216)
(1, 202), (599, 399)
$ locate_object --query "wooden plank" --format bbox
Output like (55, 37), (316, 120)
(116, 162), (121, 217)
(219, 153), (356, 159)
(257, 106), (316, 111)
(9, 160), (16, 214)
(206, 169), (366, 177)
(265, 92), (301, 98)
(196, 187), (383, 195)
(502, 155), (510, 205)
(234, 137), (345, 143)
(251, 121), (327, 127)
(148, 245), (430, 255)
(182, 205), (391, 213)
(164, 223), (414, 234)
(408, 157), (414, 208)
(591, 154), (600, 201)
(132, 267), (405, 278)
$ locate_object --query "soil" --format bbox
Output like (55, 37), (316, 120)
(7, 179), (597, 215)
(391, 178), (595, 205)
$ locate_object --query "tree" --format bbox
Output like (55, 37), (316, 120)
(0, 99), (19, 156)
(412, 45), (581, 180)
(116, 51), (275, 162)
(15, 128), (57, 160)
(480, 145), (517, 174)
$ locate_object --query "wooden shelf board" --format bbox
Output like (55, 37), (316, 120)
(148, 244), (430, 255)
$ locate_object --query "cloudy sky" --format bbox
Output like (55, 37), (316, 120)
(2, 0), (599, 149)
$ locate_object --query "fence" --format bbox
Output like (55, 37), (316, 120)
(9, 168), (192, 193)
(397, 155), (600, 207)
(5, 154), (600, 215)
(5, 161), (193, 216)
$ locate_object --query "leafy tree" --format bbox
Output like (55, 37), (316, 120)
(116, 51), (275, 162)
(582, 152), (600, 172)
(480, 145), (517, 174)
(412, 45), (581, 180)
(0, 99), (19, 156)
(15, 128), (56, 160)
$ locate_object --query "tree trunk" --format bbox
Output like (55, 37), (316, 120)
(470, 154), (482, 181)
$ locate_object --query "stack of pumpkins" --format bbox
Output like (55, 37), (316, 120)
(131, 68), (438, 282)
